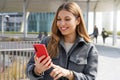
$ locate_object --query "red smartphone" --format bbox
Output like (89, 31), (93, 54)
(33, 44), (49, 59)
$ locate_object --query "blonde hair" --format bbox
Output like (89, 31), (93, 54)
(47, 2), (91, 58)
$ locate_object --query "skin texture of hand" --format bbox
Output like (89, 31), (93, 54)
(50, 63), (73, 80)
(34, 55), (52, 74)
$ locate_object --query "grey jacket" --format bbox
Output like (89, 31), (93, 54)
(26, 36), (98, 80)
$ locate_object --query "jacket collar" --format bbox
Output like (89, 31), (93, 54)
(76, 36), (87, 45)
(59, 35), (87, 47)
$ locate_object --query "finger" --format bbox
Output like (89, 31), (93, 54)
(54, 72), (63, 80)
(38, 55), (46, 62)
(50, 69), (56, 77)
(50, 68), (60, 78)
(44, 58), (51, 68)
(34, 56), (39, 65)
(34, 56), (45, 66)
(51, 63), (58, 68)
(34, 55), (38, 61)
(52, 69), (62, 79)
(41, 56), (50, 65)
(53, 72), (59, 78)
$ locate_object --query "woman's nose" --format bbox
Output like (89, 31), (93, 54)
(60, 21), (65, 25)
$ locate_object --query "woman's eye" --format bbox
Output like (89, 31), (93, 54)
(65, 19), (70, 21)
(57, 19), (61, 21)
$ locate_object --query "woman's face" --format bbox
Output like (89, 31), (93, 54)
(57, 10), (80, 36)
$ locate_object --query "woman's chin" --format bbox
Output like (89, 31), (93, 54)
(61, 33), (68, 36)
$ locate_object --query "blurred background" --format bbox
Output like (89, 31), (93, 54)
(0, 0), (120, 80)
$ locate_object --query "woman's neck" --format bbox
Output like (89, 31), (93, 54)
(64, 34), (77, 43)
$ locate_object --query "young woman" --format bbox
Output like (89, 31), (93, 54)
(26, 2), (98, 80)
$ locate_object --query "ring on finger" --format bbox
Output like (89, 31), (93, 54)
(54, 73), (59, 78)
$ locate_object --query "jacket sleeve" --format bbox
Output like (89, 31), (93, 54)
(25, 37), (50, 80)
(73, 44), (98, 80)
(25, 54), (44, 80)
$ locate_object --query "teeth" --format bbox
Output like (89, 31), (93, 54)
(61, 27), (67, 30)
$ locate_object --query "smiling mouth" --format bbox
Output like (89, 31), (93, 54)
(60, 27), (69, 31)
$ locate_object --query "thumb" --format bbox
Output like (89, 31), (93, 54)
(51, 63), (57, 68)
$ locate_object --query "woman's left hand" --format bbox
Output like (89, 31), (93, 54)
(50, 63), (70, 80)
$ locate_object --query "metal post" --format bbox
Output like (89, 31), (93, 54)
(93, 11), (96, 26)
(86, 0), (90, 30)
(23, 0), (27, 38)
(93, 0), (98, 26)
(113, 0), (117, 46)
(1, 15), (4, 36)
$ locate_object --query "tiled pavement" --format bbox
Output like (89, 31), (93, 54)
(95, 36), (120, 80)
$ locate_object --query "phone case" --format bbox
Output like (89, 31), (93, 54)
(33, 44), (49, 58)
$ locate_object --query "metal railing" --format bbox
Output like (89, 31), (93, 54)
(0, 41), (40, 49)
(0, 41), (39, 80)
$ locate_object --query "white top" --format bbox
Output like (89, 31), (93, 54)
(64, 42), (74, 53)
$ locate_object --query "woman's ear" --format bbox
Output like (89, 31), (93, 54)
(76, 17), (80, 25)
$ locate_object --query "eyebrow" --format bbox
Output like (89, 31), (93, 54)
(57, 16), (71, 18)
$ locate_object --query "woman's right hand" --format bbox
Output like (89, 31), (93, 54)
(34, 55), (52, 74)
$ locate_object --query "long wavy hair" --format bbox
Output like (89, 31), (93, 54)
(47, 2), (91, 58)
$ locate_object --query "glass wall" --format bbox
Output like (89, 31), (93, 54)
(0, 13), (23, 32)
(28, 12), (55, 33)
(0, 12), (55, 33)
